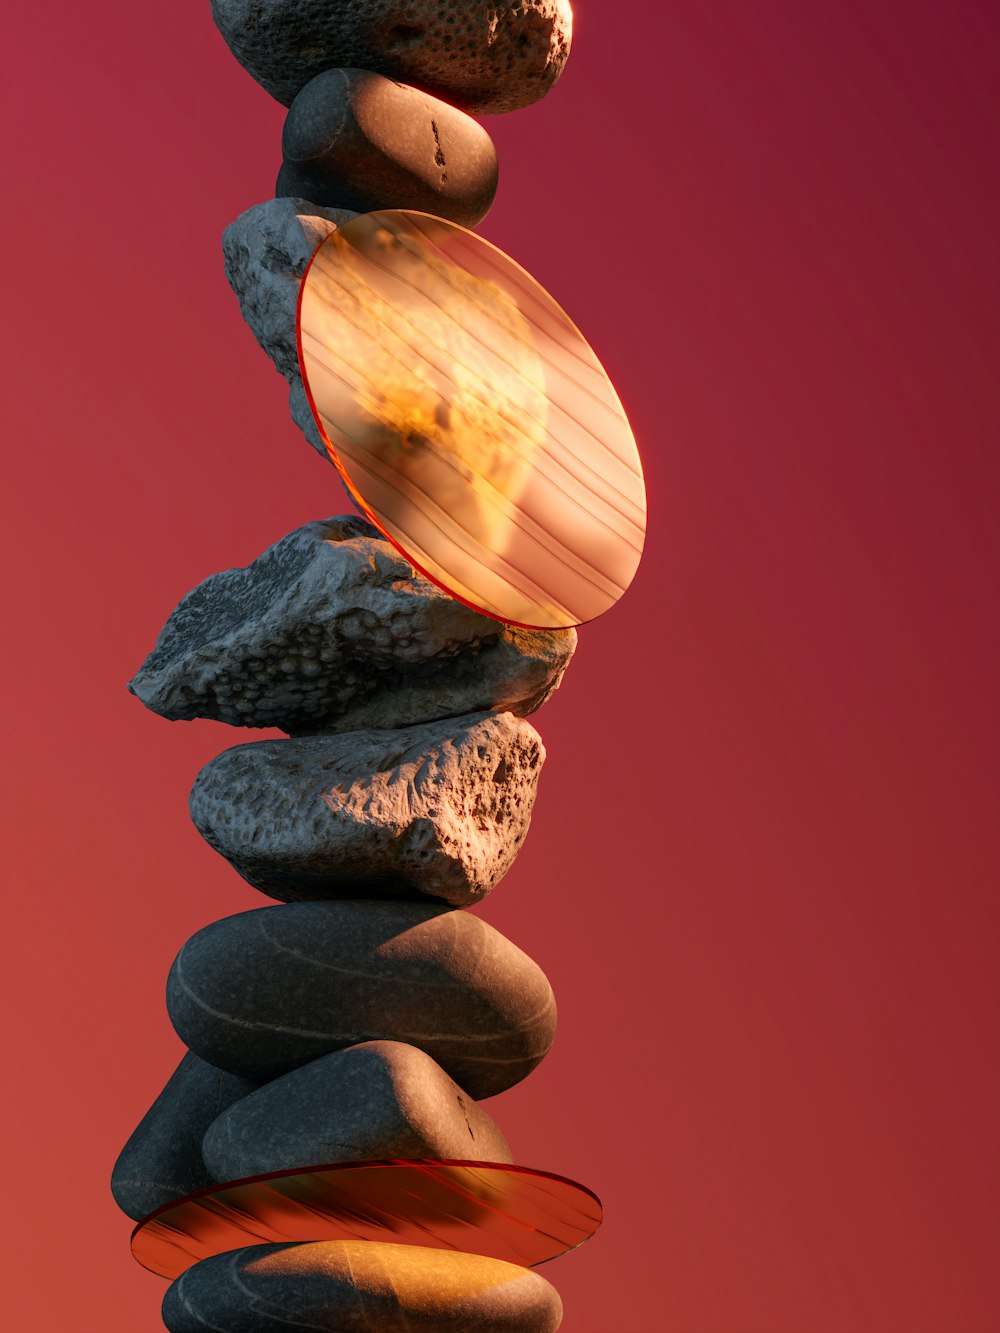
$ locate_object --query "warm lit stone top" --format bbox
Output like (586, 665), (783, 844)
(210, 0), (573, 114)
(162, 1239), (564, 1332)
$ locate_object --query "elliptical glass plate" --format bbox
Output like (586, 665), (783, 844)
(131, 1159), (603, 1279)
(298, 210), (647, 629)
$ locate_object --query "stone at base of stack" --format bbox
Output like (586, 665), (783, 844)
(162, 1240), (563, 1332)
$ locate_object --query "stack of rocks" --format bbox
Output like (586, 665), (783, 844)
(113, 519), (579, 1331)
(113, 4), (587, 1329)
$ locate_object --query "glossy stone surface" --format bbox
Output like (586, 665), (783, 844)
(210, 0), (573, 114)
(162, 1240), (563, 1331)
(111, 1052), (258, 1221)
(202, 1041), (512, 1181)
(189, 712), (543, 906)
(278, 69), (498, 227)
(166, 900), (556, 1096)
(128, 517), (575, 735)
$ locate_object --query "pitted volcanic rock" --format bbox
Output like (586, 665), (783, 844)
(189, 712), (543, 907)
(128, 517), (575, 735)
(210, 0), (573, 115)
(277, 69), (498, 227)
(166, 900), (557, 1097)
(221, 197), (355, 456)
(202, 1040), (512, 1181)
(111, 1051), (258, 1221)
(162, 1239), (564, 1332)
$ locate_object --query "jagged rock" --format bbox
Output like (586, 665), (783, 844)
(189, 712), (543, 907)
(110, 1051), (258, 1221)
(162, 1240), (563, 1332)
(202, 1040), (512, 1181)
(128, 517), (575, 735)
(277, 69), (498, 228)
(210, 0), (574, 115)
(221, 197), (355, 455)
(166, 900), (557, 1097)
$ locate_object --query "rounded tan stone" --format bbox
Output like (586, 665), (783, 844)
(163, 1239), (562, 1330)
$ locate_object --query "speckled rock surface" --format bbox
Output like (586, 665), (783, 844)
(210, 0), (573, 115)
(110, 1052), (258, 1221)
(189, 712), (543, 907)
(277, 69), (498, 227)
(163, 1240), (563, 1332)
(221, 197), (354, 456)
(128, 517), (575, 735)
(202, 1040), (512, 1181)
(166, 900), (556, 1096)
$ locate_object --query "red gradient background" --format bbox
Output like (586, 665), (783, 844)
(3, 3), (998, 1330)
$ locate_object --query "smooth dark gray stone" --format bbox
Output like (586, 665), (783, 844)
(166, 901), (556, 1097)
(202, 1040), (512, 1181)
(277, 69), (498, 227)
(163, 1240), (564, 1332)
(188, 712), (544, 908)
(210, 0), (574, 115)
(110, 1051), (258, 1220)
(128, 517), (575, 735)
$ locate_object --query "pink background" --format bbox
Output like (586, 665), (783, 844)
(4, 2), (998, 1329)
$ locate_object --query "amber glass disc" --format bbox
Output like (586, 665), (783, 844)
(298, 210), (647, 628)
(131, 1159), (603, 1280)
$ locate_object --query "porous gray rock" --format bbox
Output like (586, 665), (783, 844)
(210, 0), (574, 116)
(166, 900), (556, 1097)
(277, 69), (498, 228)
(110, 1051), (258, 1220)
(189, 712), (543, 907)
(162, 1240), (563, 1332)
(128, 517), (575, 735)
(221, 197), (355, 455)
(202, 1040), (512, 1181)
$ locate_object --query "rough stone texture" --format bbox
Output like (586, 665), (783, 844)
(189, 712), (543, 907)
(210, 0), (574, 116)
(110, 1052), (258, 1221)
(277, 69), (498, 227)
(166, 901), (556, 1097)
(221, 197), (355, 456)
(163, 1240), (563, 1332)
(128, 517), (575, 735)
(202, 1040), (512, 1181)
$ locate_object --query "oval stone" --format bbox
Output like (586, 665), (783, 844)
(163, 1240), (563, 1332)
(277, 69), (498, 228)
(166, 901), (556, 1097)
(188, 712), (544, 907)
(202, 1040), (512, 1182)
(210, 0), (573, 115)
(111, 1051), (258, 1221)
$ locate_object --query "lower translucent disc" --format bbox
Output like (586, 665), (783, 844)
(131, 1159), (603, 1279)
(297, 210), (647, 628)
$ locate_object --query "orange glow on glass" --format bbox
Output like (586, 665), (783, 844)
(131, 1159), (603, 1280)
(298, 210), (647, 628)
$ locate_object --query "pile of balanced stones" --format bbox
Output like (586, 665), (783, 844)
(112, 3), (592, 1331)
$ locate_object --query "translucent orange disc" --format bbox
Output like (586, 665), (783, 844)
(297, 210), (647, 628)
(131, 1159), (603, 1279)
